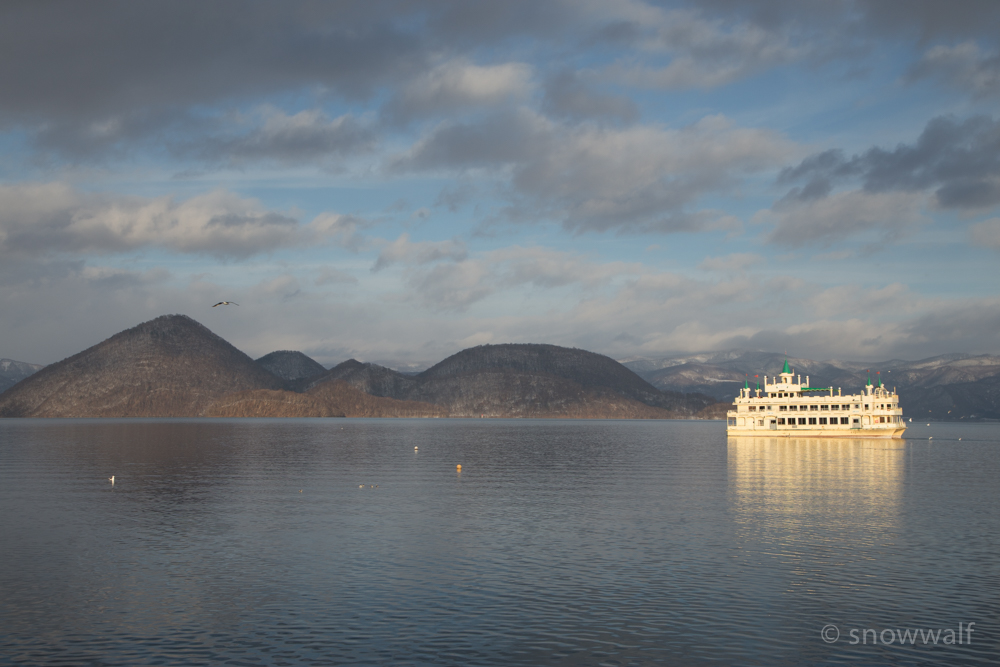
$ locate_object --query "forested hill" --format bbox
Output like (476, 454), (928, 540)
(0, 316), (724, 419)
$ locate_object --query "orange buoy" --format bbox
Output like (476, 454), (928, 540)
(456, 464), (462, 472)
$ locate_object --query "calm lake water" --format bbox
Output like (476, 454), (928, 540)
(1, 419), (998, 666)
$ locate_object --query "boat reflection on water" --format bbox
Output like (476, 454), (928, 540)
(729, 434), (904, 495)
(727, 435), (905, 584)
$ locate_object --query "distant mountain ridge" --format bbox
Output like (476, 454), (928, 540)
(622, 351), (1000, 420)
(0, 315), (723, 419)
(3, 326), (997, 420)
(0, 358), (43, 394)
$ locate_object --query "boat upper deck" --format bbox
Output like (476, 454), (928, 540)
(726, 360), (905, 437)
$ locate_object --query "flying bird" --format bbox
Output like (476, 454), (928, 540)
(212, 301), (239, 307)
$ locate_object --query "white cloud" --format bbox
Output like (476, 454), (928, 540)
(384, 59), (534, 121)
(0, 183), (371, 260)
(0, 183), (297, 259)
(80, 266), (172, 289)
(970, 217), (1000, 250)
(698, 253), (764, 272)
(257, 274), (302, 301)
(390, 245), (643, 312)
(371, 233), (467, 272)
(315, 266), (358, 286)
(308, 213), (374, 252)
(808, 283), (915, 319)
(457, 331), (495, 347)
(765, 190), (929, 246)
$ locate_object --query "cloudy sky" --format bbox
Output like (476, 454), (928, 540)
(2, 0), (999, 368)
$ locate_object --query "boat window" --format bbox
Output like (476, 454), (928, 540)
(819, 417), (827, 424)
(798, 417), (807, 425)
(831, 404), (839, 410)
(810, 405), (818, 411)
(820, 404), (829, 410)
(864, 404), (869, 410)
(777, 418), (785, 425)
(749, 406), (756, 411)
(789, 405), (796, 411)
(809, 417), (817, 424)
(779, 405), (786, 411)
(845, 405), (852, 410)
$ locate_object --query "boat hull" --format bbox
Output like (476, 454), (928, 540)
(727, 426), (906, 439)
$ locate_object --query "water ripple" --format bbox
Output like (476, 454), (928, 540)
(1, 419), (998, 665)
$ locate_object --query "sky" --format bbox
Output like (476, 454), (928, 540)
(2, 0), (999, 369)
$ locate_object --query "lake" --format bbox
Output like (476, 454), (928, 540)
(1, 419), (998, 666)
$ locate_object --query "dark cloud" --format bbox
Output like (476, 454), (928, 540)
(389, 111), (548, 172)
(0, 0), (585, 157)
(394, 110), (793, 234)
(0, 1), (423, 121)
(896, 300), (1000, 357)
(907, 41), (1000, 98)
(778, 115), (1000, 210)
(854, 0), (1000, 43)
(0, 1), (418, 158)
(694, 0), (1000, 43)
(767, 190), (926, 247)
(541, 70), (638, 124)
(4, 0), (997, 163)
(183, 109), (376, 166)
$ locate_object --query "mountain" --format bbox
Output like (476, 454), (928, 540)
(0, 316), (725, 420)
(0, 315), (284, 417)
(410, 344), (717, 417)
(255, 350), (327, 381)
(297, 359), (420, 397)
(623, 350), (1000, 421)
(205, 381), (447, 418)
(0, 358), (44, 394)
(900, 375), (1000, 421)
(305, 344), (721, 418)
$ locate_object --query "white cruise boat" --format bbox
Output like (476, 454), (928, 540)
(726, 360), (906, 438)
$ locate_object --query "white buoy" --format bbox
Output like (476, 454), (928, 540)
(108, 476), (114, 485)
(414, 446), (418, 450)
